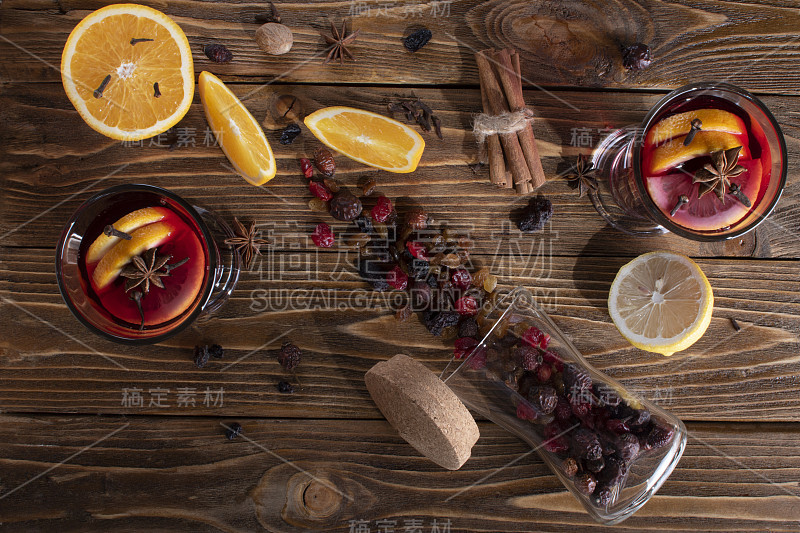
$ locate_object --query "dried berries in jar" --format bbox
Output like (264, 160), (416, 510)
(386, 265), (408, 290)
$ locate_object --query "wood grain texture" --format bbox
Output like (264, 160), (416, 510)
(1, 83), (798, 257)
(3, 0), (800, 94)
(1, 415), (799, 532)
(2, 247), (799, 421)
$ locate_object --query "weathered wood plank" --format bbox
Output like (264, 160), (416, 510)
(2, 247), (799, 421)
(0, 415), (799, 532)
(3, 0), (800, 94)
(1, 83), (798, 257)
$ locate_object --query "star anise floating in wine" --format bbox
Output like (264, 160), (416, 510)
(120, 248), (189, 294)
(224, 217), (269, 269)
(563, 154), (598, 198)
(320, 21), (359, 65)
(692, 146), (746, 203)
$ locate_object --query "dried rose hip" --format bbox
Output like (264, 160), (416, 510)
(314, 147), (336, 177)
(516, 402), (537, 422)
(453, 337), (479, 359)
(536, 363), (552, 383)
(204, 43), (233, 63)
(575, 473), (597, 495)
(406, 240), (429, 261)
(311, 223), (334, 247)
(544, 435), (570, 453)
(371, 195), (393, 222)
(278, 341), (301, 370)
(386, 265), (408, 290)
(522, 326), (550, 349)
(309, 181), (333, 201)
(299, 158), (314, 178)
(606, 418), (630, 435)
(455, 295), (478, 316)
(450, 268), (471, 290)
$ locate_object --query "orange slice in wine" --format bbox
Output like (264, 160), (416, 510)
(647, 131), (750, 175)
(86, 207), (169, 264)
(92, 221), (173, 290)
(645, 109), (746, 146)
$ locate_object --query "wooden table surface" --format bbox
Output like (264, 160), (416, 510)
(2, 0), (800, 531)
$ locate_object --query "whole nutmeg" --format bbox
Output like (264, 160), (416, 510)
(256, 23), (293, 55)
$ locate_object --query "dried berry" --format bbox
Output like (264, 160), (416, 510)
(405, 208), (429, 230)
(542, 350), (564, 371)
(483, 274), (498, 293)
(194, 345), (211, 368)
(386, 265), (408, 290)
(277, 342), (301, 370)
(586, 457), (605, 473)
(455, 295), (478, 316)
(600, 455), (628, 486)
(454, 337), (479, 359)
(458, 317), (479, 338)
(277, 380), (295, 393)
(371, 196), (393, 223)
(622, 42), (652, 71)
(516, 402), (537, 422)
(537, 363), (552, 383)
(308, 198), (329, 212)
(616, 433), (640, 462)
(521, 326), (550, 349)
(519, 346), (540, 371)
(358, 257), (391, 292)
(544, 435), (570, 453)
(330, 190), (363, 221)
(403, 28), (432, 52)
(323, 178), (340, 193)
(409, 280), (432, 309)
(423, 310), (459, 336)
(572, 428), (603, 461)
(204, 43), (233, 63)
(575, 473), (597, 495)
(314, 147), (336, 177)
(606, 418), (630, 435)
(406, 241), (429, 261)
(279, 123), (301, 145)
(517, 196), (553, 233)
(311, 222), (335, 248)
(360, 177), (378, 196)
(563, 457), (579, 478)
(309, 181), (333, 201)
(450, 268), (471, 290)
(299, 158), (314, 178)
(554, 397), (572, 421)
(593, 487), (613, 506)
(208, 344), (224, 359)
(531, 385), (558, 414)
(627, 409), (651, 429)
(645, 424), (674, 450)
(225, 422), (243, 440)
(563, 364), (593, 394)
(354, 215), (374, 234)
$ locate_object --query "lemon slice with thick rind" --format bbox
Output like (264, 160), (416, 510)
(608, 251), (713, 356)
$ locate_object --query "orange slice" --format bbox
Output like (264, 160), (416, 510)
(304, 106), (425, 173)
(646, 109), (746, 146)
(86, 207), (169, 264)
(92, 221), (173, 290)
(647, 131), (750, 174)
(198, 71), (276, 186)
(61, 4), (194, 141)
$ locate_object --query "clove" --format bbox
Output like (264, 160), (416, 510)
(130, 289), (145, 331)
(103, 225), (132, 240)
(670, 195), (689, 216)
(153, 82), (161, 98)
(683, 118), (703, 146)
(130, 38), (154, 45)
(93, 74), (112, 99)
(728, 183), (751, 207)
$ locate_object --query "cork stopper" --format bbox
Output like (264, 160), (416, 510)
(365, 354), (480, 470)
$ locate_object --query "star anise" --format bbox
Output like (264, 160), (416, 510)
(224, 217), (269, 269)
(564, 154), (598, 198)
(692, 146), (746, 203)
(320, 21), (359, 65)
(120, 248), (180, 294)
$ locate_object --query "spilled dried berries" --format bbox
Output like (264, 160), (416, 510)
(403, 28), (432, 52)
(311, 222), (335, 247)
(329, 190), (363, 221)
(314, 147), (336, 177)
(371, 196), (393, 223)
(279, 123), (301, 145)
(225, 422), (243, 440)
(309, 181), (333, 201)
(455, 295), (478, 316)
(517, 196), (553, 233)
(386, 265), (408, 290)
(278, 341), (301, 370)
(299, 158), (314, 178)
(204, 43), (233, 63)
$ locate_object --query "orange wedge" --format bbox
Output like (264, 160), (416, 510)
(92, 221), (173, 290)
(646, 109), (746, 146)
(304, 106), (425, 173)
(647, 131), (750, 174)
(198, 71), (276, 186)
(86, 207), (169, 263)
(61, 4), (194, 141)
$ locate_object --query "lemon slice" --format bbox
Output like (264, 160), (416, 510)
(61, 4), (194, 141)
(304, 106), (425, 173)
(198, 71), (276, 186)
(86, 207), (169, 263)
(92, 221), (173, 290)
(608, 251), (713, 356)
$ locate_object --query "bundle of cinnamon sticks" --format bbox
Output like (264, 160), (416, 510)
(474, 48), (546, 194)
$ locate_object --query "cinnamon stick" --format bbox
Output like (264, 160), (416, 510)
(474, 50), (533, 194)
(479, 73), (509, 188)
(493, 49), (546, 191)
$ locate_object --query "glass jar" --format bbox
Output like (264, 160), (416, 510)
(440, 287), (686, 524)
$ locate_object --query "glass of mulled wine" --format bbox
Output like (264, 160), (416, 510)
(56, 184), (240, 344)
(590, 82), (786, 240)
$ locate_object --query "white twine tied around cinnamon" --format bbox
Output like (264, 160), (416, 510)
(472, 108), (535, 144)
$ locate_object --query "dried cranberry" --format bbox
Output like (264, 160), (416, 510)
(537, 364), (552, 382)
(570, 398), (591, 418)
(371, 196), (393, 222)
(522, 326), (550, 349)
(606, 418), (630, 435)
(299, 158), (314, 178)
(204, 43), (233, 63)
(453, 337), (479, 359)
(466, 348), (487, 370)
(455, 295), (478, 316)
(311, 222), (334, 247)
(516, 402), (537, 422)
(554, 397), (572, 421)
(406, 240), (428, 261)
(544, 435), (570, 453)
(542, 350), (564, 371)
(450, 268), (471, 290)
(520, 346), (541, 371)
(386, 265), (408, 290)
(309, 181), (333, 201)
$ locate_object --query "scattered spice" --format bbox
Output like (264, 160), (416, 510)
(683, 118), (703, 146)
(153, 82), (161, 98)
(277, 381), (295, 393)
(693, 146), (746, 202)
(255, 22), (293, 55)
(278, 341), (301, 370)
(563, 155), (598, 198)
(622, 43), (652, 71)
(130, 37), (154, 45)
(314, 148), (336, 177)
(403, 28), (432, 52)
(669, 195), (689, 217)
(224, 218), (270, 269)
(204, 43), (233, 63)
(129, 290), (144, 331)
(279, 123), (301, 145)
(388, 99), (443, 139)
(119, 248), (188, 294)
(225, 422), (243, 440)
(93, 74), (111, 99)
(517, 197), (553, 233)
(730, 317), (741, 332)
(103, 224), (132, 240)
(320, 21), (359, 65)
(254, 2), (281, 24)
